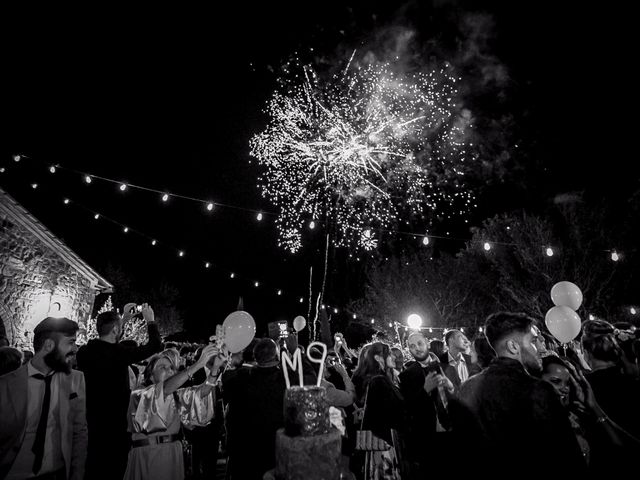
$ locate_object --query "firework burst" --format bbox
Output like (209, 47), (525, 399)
(250, 56), (475, 252)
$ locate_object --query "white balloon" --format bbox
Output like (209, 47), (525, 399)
(222, 311), (256, 353)
(545, 306), (581, 343)
(293, 316), (306, 332)
(550, 281), (583, 311)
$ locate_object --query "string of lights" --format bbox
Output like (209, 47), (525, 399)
(1, 176), (315, 310)
(2, 154), (625, 262)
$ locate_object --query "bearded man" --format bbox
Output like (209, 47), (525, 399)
(0, 317), (87, 480)
(449, 312), (587, 475)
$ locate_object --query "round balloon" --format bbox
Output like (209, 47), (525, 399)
(545, 305), (581, 343)
(550, 281), (583, 311)
(222, 311), (256, 353)
(293, 316), (306, 332)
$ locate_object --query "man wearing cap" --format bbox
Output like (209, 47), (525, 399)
(0, 317), (87, 480)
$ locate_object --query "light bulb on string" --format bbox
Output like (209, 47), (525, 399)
(353, 314), (357, 319)
(13, 155), (20, 162)
(254, 281), (260, 287)
(230, 273), (235, 279)
(85, 175), (92, 184)
(205, 262), (210, 268)
(63, 199), (70, 205)
(31, 183), (38, 189)
(589, 314), (595, 321)
(388, 323), (393, 328)
(49, 165), (56, 173)
(257, 213), (263, 221)
(422, 236), (429, 246)
(206, 203), (214, 211)
(0, 167), (5, 173)
(162, 193), (169, 202)
(299, 297), (304, 303)
(309, 220), (315, 229)
(123, 227), (129, 233)
(483, 242), (491, 251)
(333, 308), (338, 314)
(429, 328), (433, 333)
(631, 307), (637, 315)
(611, 251), (620, 262)
(178, 251), (185, 257)
(119, 184), (127, 191)
(479, 327), (483, 333)
(94, 214), (100, 220)
(370, 319), (375, 324)
(277, 289), (282, 296)
(546, 247), (554, 257)
(151, 240), (157, 246)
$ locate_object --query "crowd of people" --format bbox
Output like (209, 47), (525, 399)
(1, 304), (639, 480)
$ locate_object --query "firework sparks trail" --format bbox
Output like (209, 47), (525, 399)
(250, 57), (476, 252)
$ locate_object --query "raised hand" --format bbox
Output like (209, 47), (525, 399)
(141, 303), (155, 323)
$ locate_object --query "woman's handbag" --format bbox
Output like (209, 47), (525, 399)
(354, 382), (391, 451)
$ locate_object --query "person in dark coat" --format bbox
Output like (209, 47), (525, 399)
(449, 312), (587, 475)
(399, 332), (455, 477)
(76, 303), (163, 480)
(222, 338), (286, 480)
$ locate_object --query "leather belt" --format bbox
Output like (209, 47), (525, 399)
(131, 433), (182, 448)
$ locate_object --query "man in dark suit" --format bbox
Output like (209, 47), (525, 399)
(439, 329), (480, 388)
(449, 312), (587, 475)
(76, 303), (162, 480)
(399, 331), (455, 477)
(223, 338), (286, 480)
(0, 317), (88, 480)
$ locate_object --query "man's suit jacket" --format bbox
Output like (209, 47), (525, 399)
(438, 352), (480, 388)
(0, 365), (88, 480)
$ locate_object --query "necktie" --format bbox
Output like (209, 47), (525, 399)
(32, 373), (53, 475)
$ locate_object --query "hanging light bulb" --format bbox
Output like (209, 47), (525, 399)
(230, 272), (235, 278)
(49, 165), (56, 173)
(206, 203), (214, 211)
(299, 297), (304, 303)
(353, 314), (357, 319)
(309, 220), (315, 229)
(370, 319), (375, 324)
(123, 227), (129, 233)
(429, 328), (433, 333)
(422, 236), (430, 246)
(479, 326), (484, 333)
(257, 213), (263, 221)
(63, 198), (70, 205)
(31, 183), (38, 189)
(631, 307), (637, 315)
(151, 240), (157, 246)
(94, 214), (100, 220)
(205, 262), (210, 268)
(0, 167), (5, 173)
(277, 289), (282, 296)
(589, 314), (595, 320)
(162, 193), (169, 202)
(254, 281), (260, 287)
(333, 308), (338, 314)
(178, 251), (184, 257)
(85, 175), (92, 184)
(119, 183), (127, 191)
(546, 247), (554, 257)
(321, 304), (326, 310)
(483, 242), (491, 251)
(388, 323), (393, 328)
(13, 154), (20, 162)
(611, 251), (620, 262)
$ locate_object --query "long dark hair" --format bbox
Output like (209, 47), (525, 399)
(351, 342), (391, 402)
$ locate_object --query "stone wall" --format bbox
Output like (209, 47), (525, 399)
(0, 214), (97, 348)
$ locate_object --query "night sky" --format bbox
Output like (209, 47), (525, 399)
(2, 1), (637, 339)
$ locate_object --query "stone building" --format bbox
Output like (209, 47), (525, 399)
(0, 187), (113, 347)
